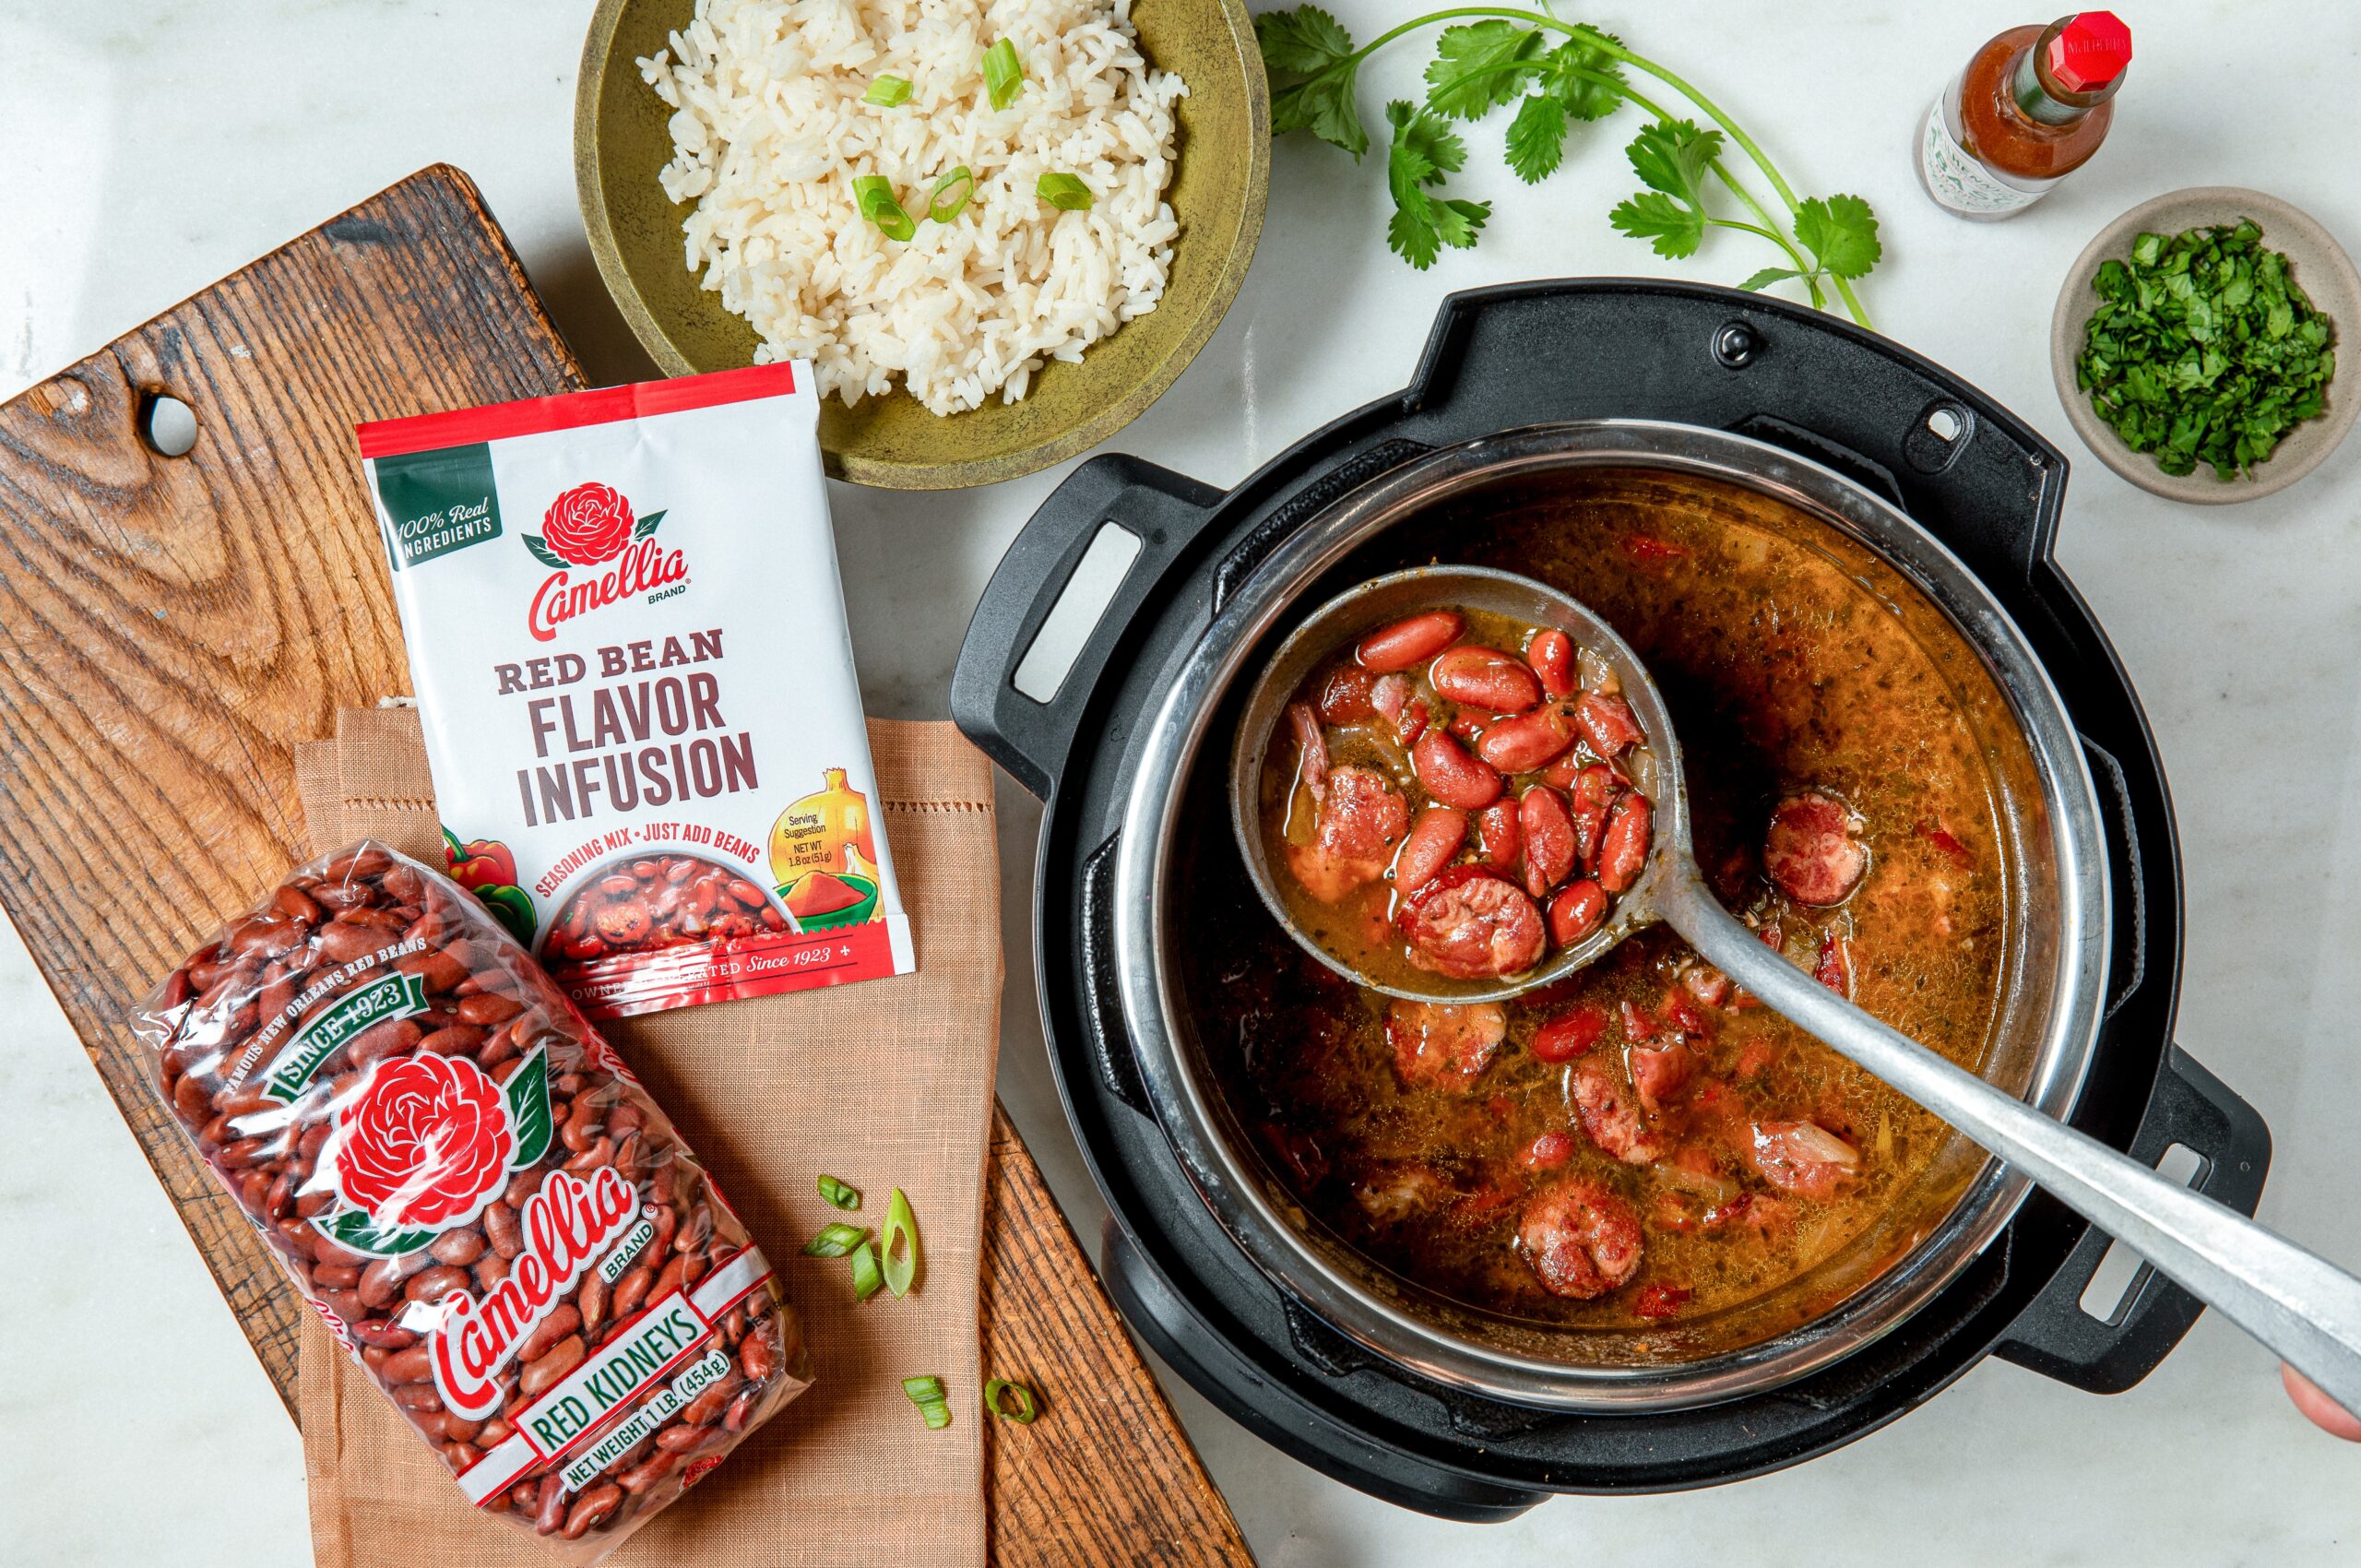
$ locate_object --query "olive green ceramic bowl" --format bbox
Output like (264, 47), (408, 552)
(575, 0), (1268, 490)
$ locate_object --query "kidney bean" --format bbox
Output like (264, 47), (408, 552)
(1391, 806), (1465, 895)
(393, 1383), (444, 1412)
(740, 1329), (777, 1382)
(1411, 730), (1502, 810)
(1568, 764), (1619, 870)
(1519, 788), (1577, 897)
(563, 1483), (624, 1540)
(1357, 610), (1463, 672)
(1476, 707), (1573, 774)
(430, 1228), (486, 1267)
(350, 1320), (418, 1350)
(483, 1199), (522, 1260)
(1548, 880), (1609, 946)
(383, 1345), (435, 1384)
(406, 1265), (471, 1306)
(535, 1476), (570, 1536)
(1573, 691), (1644, 757)
(518, 1305), (582, 1364)
(1597, 795), (1654, 894)
(1525, 629), (1577, 697)
(1430, 646), (1542, 714)
(612, 1265), (656, 1321)
(456, 992), (524, 1028)
(520, 1335), (587, 1399)
(618, 1450), (682, 1495)
(561, 1095), (605, 1154)
(1474, 800), (1520, 875)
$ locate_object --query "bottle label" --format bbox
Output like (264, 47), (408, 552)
(1918, 101), (2047, 215)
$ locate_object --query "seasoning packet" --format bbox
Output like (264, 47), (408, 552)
(355, 364), (915, 1019)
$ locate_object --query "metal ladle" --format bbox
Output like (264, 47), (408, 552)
(1232, 564), (2361, 1422)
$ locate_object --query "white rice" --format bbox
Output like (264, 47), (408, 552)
(639, 0), (1185, 415)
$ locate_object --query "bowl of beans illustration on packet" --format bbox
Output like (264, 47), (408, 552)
(358, 365), (915, 1020)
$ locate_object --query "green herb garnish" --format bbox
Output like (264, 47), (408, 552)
(2076, 219), (2336, 480)
(849, 1239), (884, 1301)
(863, 75), (912, 106)
(802, 1221), (870, 1258)
(851, 174), (916, 242)
(984, 1377), (1039, 1423)
(927, 165), (976, 223)
(1036, 172), (1094, 212)
(983, 39), (1024, 110)
(1256, 6), (1879, 324)
(882, 1186), (919, 1297)
(904, 1374), (953, 1429)
(819, 1173), (860, 1210)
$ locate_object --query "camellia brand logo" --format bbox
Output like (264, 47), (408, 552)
(432, 1164), (640, 1418)
(522, 481), (688, 642)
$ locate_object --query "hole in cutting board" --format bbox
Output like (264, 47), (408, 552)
(1013, 522), (1144, 703)
(2077, 1141), (2207, 1323)
(140, 393), (198, 457)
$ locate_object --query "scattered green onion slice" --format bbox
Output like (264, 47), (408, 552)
(904, 1374), (953, 1430)
(819, 1174), (860, 1210)
(1036, 172), (1093, 212)
(849, 1240), (884, 1301)
(982, 39), (1023, 110)
(802, 1221), (869, 1258)
(926, 165), (976, 224)
(851, 174), (916, 243)
(862, 74), (912, 107)
(882, 1186), (919, 1297)
(984, 1378), (1038, 1423)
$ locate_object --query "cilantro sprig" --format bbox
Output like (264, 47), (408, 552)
(2076, 220), (2337, 481)
(1258, 6), (1880, 325)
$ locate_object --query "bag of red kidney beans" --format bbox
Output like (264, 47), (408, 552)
(353, 363), (914, 1021)
(131, 841), (810, 1562)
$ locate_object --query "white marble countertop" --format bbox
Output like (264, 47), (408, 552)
(5, 0), (2358, 1562)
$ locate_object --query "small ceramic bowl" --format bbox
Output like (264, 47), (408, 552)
(2050, 186), (2361, 505)
(575, 0), (1268, 491)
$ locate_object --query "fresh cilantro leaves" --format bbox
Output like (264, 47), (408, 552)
(1795, 195), (1881, 279)
(1259, 6), (1367, 157)
(1608, 119), (1722, 257)
(1252, 5), (1882, 324)
(2076, 219), (2338, 480)
(1424, 20), (1545, 120)
(1385, 101), (1491, 269)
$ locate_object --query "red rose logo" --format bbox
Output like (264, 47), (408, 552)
(538, 481), (635, 567)
(329, 1053), (514, 1230)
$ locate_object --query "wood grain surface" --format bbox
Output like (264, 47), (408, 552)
(0, 164), (1249, 1567)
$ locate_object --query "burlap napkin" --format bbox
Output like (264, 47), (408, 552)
(295, 707), (1000, 1567)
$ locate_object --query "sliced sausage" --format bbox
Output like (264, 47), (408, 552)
(1517, 1181), (1644, 1299)
(1396, 867), (1546, 980)
(1764, 790), (1869, 906)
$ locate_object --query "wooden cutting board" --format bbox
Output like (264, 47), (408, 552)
(0, 164), (1250, 1568)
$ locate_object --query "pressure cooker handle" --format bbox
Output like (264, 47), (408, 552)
(1994, 1043), (2272, 1394)
(951, 455), (1226, 799)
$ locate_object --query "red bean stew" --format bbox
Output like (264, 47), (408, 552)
(1183, 472), (2010, 1340)
(1261, 606), (1656, 989)
(546, 852), (789, 963)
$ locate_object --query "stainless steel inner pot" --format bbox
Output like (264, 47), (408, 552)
(1110, 421), (2111, 1412)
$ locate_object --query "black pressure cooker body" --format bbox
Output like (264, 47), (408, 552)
(951, 281), (2271, 1519)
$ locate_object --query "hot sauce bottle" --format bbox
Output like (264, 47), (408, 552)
(1916, 12), (2132, 220)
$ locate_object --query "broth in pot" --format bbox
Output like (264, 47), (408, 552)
(1176, 468), (2016, 1347)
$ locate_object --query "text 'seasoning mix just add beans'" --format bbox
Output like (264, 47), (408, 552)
(355, 365), (914, 1019)
(131, 844), (811, 1562)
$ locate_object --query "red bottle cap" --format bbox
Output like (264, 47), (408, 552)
(2047, 12), (2133, 92)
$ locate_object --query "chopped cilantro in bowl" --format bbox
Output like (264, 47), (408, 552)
(2075, 220), (2337, 481)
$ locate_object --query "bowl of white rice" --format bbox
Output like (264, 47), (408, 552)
(576, 0), (1267, 489)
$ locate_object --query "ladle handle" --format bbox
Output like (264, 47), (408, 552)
(1661, 873), (2361, 1423)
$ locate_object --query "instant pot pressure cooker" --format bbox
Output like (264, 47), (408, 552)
(950, 281), (2271, 1518)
